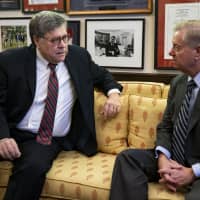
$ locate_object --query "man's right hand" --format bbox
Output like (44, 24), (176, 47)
(0, 138), (21, 160)
(158, 153), (181, 191)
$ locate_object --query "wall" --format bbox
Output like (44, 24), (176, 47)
(0, 0), (178, 76)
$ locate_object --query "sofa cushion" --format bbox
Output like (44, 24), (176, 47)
(42, 151), (115, 200)
(162, 85), (170, 99)
(128, 95), (167, 149)
(120, 81), (164, 98)
(0, 151), (116, 200)
(94, 93), (128, 154)
(148, 183), (184, 200)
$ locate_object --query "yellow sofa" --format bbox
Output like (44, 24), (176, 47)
(0, 81), (185, 200)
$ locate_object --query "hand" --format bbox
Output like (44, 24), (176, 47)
(159, 161), (195, 191)
(0, 138), (21, 160)
(158, 154), (181, 191)
(158, 155), (195, 191)
(101, 93), (121, 120)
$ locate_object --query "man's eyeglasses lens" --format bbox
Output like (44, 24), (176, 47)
(44, 35), (69, 45)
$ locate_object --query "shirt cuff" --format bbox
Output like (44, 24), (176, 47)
(192, 163), (200, 177)
(155, 146), (171, 159)
(107, 89), (121, 96)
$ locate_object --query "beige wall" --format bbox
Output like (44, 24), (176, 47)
(0, 0), (178, 75)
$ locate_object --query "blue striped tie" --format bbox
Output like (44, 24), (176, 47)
(172, 80), (196, 164)
(36, 63), (58, 145)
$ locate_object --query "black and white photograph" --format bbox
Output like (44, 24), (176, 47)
(95, 29), (134, 58)
(86, 19), (145, 69)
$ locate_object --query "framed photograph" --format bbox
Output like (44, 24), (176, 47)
(155, 0), (200, 69)
(22, 0), (65, 13)
(67, 20), (80, 46)
(66, 0), (152, 15)
(0, 18), (31, 52)
(0, 0), (20, 10)
(86, 19), (145, 69)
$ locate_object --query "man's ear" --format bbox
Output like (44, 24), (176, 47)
(33, 36), (39, 47)
(195, 45), (200, 60)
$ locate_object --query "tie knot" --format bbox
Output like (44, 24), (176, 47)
(48, 63), (56, 71)
(187, 80), (196, 90)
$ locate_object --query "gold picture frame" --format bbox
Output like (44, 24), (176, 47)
(66, 0), (152, 15)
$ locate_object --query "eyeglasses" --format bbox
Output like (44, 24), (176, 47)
(42, 34), (69, 45)
(171, 44), (184, 52)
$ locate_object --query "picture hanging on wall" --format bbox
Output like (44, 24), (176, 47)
(22, 0), (65, 13)
(0, 0), (20, 10)
(85, 19), (145, 70)
(67, 20), (80, 46)
(66, 0), (152, 15)
(0, 18), (31, 52)
(155, 0), (200, 69)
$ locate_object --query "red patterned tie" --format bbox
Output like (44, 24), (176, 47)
(36, 63), (58, 145)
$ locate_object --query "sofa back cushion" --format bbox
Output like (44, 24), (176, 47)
(120, 82), (164, 98)
(128, 95), (167, 149)
(94, 93), (129, 154)
(162, 85), (170, 99)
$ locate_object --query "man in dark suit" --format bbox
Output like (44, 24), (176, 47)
(105, 35), (120, 57)
(0, 11), (122, 200)
(110, 20), (200, 200)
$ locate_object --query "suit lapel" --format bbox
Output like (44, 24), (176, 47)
(24, 45), (37, 99)
(188, 91), (200, 132)
(174, 78), (188, 119)
(64, 50), (80, 96)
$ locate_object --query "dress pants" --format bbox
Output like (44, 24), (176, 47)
(3, 129), (73, 200)
(109, 149), (200, 200)
(109, 149), (159, 200)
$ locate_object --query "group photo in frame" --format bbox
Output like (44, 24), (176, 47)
(85, 19), (145, 70)
(0, 0), (20, 10)
(22, 0), (65, 13)
(66, 0), (152, 15)
(0, 18), (31, 52)
(155, 0), (200, 69)
(67, 20), (80, 46)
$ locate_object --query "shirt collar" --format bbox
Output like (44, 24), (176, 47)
(36, 49), (49, 69)
(188, 72), (200, 88)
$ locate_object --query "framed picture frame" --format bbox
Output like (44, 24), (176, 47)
(155, 0), (200, 69)
(66, 0), (152, 15)
(0, 18), (31, 52)
(85, 19), (145, 70)
(0, 0), (20, 10)
(67, 20), (80, 46)
(22, 0), (65, 13)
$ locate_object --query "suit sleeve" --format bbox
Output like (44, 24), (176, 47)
(85, 49), (122, 95)
(0, 56), (10, 139)
(156, 78), (177, 152)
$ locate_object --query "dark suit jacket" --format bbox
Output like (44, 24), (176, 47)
(0, 44), (122, 156)
(156, 74), (200, 166)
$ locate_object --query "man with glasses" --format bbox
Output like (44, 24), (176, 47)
(0, 11), (122, 200)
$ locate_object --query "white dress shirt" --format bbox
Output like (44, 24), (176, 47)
(17, 50), (77, 136)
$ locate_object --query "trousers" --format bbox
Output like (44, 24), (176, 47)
(109, 149), (200, 200)
(3, 129), (73, 200)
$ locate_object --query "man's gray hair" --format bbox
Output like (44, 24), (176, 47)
(29, 11), (66, 44)
(174, 20), (200, 48)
